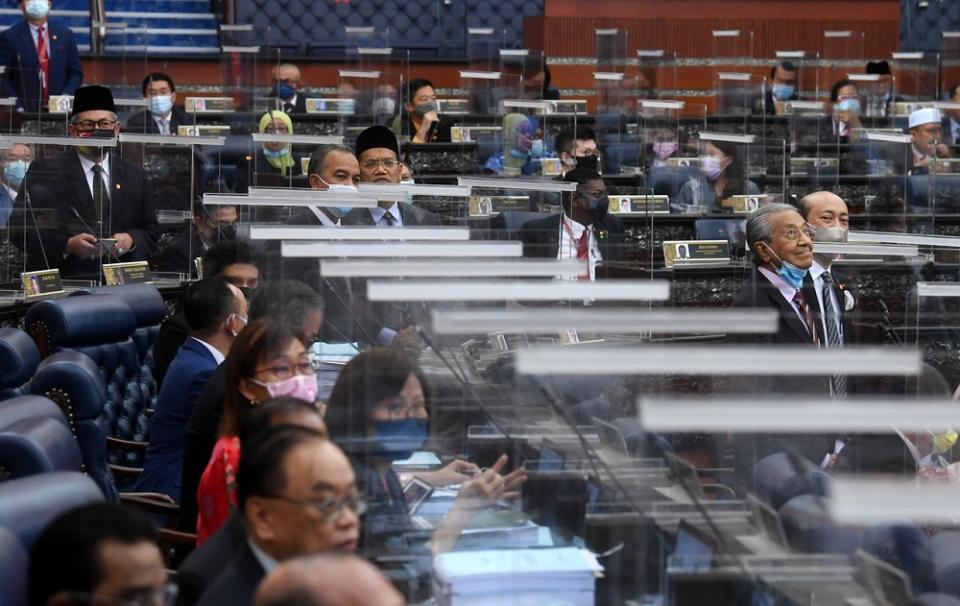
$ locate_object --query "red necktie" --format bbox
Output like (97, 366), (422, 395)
(36, 26), (49, 104)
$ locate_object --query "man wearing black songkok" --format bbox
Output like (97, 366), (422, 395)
(341, 125), (438, 227)
(17, 84), (157, 279)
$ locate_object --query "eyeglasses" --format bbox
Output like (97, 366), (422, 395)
(66, 582), (178, 606)
(263, 125), (290, 134)
(360, 158), (400, 171)
(254, 360), (315, 380)
(781, 223), (816, 241)
(73, 119), (118, 131)
(266, 491), (367, 524)
(378, 396), (427, 420)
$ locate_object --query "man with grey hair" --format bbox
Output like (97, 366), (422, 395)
(17, 84), (157, 278)
(253, 554), (405, 606)
(271, 62), (306, 114)
(306, 143), (360, 226)
(731, 203), (835, 481)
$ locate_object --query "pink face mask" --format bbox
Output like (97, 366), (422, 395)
(254, 374), (318, 403)
(653, 140), (678, 160)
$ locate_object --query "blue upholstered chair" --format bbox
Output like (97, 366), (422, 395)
(0, 417), (82, 481)
(0, 328), (41, 401)
(26, 295), (153, 470)
(29, 352), (118, 499)
(0, 471), (103, 549)
(0, 395), (68, 432)
(0, 527), (27, 606)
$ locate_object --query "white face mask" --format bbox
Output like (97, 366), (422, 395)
(400, 178), (416, 185)
(24, 0), (49, 19)
(317, 177), (358, 194)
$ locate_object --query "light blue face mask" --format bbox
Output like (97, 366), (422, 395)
(24, 0), (49, 19)
(4, 160), (28, 187)
(761, 241), (808, 290)
(771, 83), (795, 101)
(835, 98), (861, 114)
(148, 95), (173, 117)
(263, 146), (290, 160)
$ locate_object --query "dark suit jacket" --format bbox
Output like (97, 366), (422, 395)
(517, 212), (625, 262)
(728, 268), (834, 486)
(0, 19), (82, 112)
(177, 364), (227, 534)
(149, 226), (204, 275)
(196, 540), (265, 606)
(18, 150), (157, 278)
(152, 310), (190, 388)
(340, 201), (440, 226)
(269, 94), (306, 115)
(125, 106), (191, 135)
(134, 338), (219, 502)
(176, 513), (247, 606)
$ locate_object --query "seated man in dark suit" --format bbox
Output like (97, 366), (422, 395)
(269, 63), (306, 115)
(341, 125), (439, 228)
(149, 200), (238, 275)
(17, 85), (158, 280)
(125, 72), (191, 135)
(518, 167), (624, 280)
(197, 425), (360, 606)
(730, 203), (836, 485)
(0, 0), (83, 112)
(135, 277), (248, 502)
(152, 239), (261, 386)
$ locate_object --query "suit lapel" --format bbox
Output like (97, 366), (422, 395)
(759, 272), (814, 343)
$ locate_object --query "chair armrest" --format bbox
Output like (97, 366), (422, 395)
(159, 528), (197, 546)
(701, 483), (737, 500)
(120, 493), (180, 516)
(106, 436), (148, 451)
(109, 463), (144, 479)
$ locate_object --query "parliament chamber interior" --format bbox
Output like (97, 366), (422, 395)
(6, 0), (960, 604)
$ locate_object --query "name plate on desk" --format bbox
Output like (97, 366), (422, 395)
(790, 157), (839, 176)
(666, 157), (699, 168)
(552, 100), (587, 115)
(48, 95), (73, 114)
(184, 97), (235, 113)
(468, 195), (529, 217)
(489, 332), (528, 353)
(450, 125), (501, 143)
(540, 157), (562, 176)
(176, 124), (231, 137)
(723, 194), (770, 213)
(933, 159), (960, 174)
(662, 240), (730, 268)
(21, 269), (63, 299)
(305, 98), (355, 115)
(893, 101), (933, 116)
(103, 262), (152, 286)
(609, 195), (669, 215)
(436, 98), (469, 115)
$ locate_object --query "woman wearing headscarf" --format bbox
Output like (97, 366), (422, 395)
(234, 110), (301, 194)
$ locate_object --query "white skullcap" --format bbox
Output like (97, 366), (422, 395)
(909, 107), (942, 129)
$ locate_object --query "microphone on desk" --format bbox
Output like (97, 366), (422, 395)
(69, 206), (119, 261)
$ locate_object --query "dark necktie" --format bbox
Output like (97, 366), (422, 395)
(91, 164), (110, 226)
(821, 272), (847, 398)
(792, 289), (819, 346)
(381, 211), (397, 227)
(284, 102), (294, 114)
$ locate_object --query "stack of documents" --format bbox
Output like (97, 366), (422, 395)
(433, 547), (603, 606)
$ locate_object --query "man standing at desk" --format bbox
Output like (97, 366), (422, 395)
(0, 0), (82, 113)
(18, 85), (157, 279)
(518, 168), (624, 281)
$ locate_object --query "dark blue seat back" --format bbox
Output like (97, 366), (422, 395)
(29, 352), (116, 500)
(0, 417), (82, 480)
(0, 471), (103, 549)
(0, 527), (27, 606)
(69, 284), (166, 370)
(0, 328), (41, 401)
(0, 395), (68, 432)
(26, 295), (152, 468)
(497, 211), (551, 239)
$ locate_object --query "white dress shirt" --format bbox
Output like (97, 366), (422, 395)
(248, 538), (278, 574)
(28, 22), (50, 56)
(557, 215), (600, 281)
(809, 260), (843, 345)
(76, 151), (111, 202)
(153, 113), (172, 135)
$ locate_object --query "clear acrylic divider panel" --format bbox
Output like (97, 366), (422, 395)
(821, 30), (865, 89)
(638, 101), (683, 178)
(785, 101), (839, 191)
(865, 131), (911, 233)
(942, 33), (960, 98)
(848, 73), (896, 125)
(466, 28), (504, 72)
(339, 69), (381, 149)
(890, 52), (940, 103)
(771, 51), (820, 104)
(219, 44), (260, 114)
(635, 50), (678, 100)
(594, 73), (637, 176)
(713, 73), (765, 134)
(596, 28), (628, 75)
(497, 49), (545, 102)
